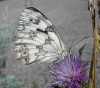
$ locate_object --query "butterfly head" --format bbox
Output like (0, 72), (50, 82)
(61, 50), (68, 59)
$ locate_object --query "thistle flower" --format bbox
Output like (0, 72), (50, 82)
(49, 54), (89, 88)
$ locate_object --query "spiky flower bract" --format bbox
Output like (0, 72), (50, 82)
(49, 54), (89, 88)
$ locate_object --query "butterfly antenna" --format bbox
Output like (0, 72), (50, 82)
(70, 36), (90, 50)
(69, 33), (79, 53)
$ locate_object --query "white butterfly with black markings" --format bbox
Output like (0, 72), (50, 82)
(15, 7), (67, 65)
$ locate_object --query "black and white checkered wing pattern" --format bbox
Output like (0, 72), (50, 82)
(15, 7), (66, 64)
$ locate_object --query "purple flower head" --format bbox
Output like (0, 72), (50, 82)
(49, 54), (89, 88)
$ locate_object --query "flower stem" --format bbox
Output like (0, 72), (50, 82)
(88, 0), (97, 88)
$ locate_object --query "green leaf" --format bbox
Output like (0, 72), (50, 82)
(81, 82), (88, 88)
(78, 44), (86, 58)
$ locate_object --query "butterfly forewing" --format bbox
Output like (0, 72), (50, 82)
(15, 7), (66, 64)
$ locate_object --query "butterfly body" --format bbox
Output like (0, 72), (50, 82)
(15, 7), (67, 64)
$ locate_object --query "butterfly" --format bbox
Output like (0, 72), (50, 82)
(15, 7), (67, 65)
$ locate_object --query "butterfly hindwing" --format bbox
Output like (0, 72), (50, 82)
(15, 7), (66, 64)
